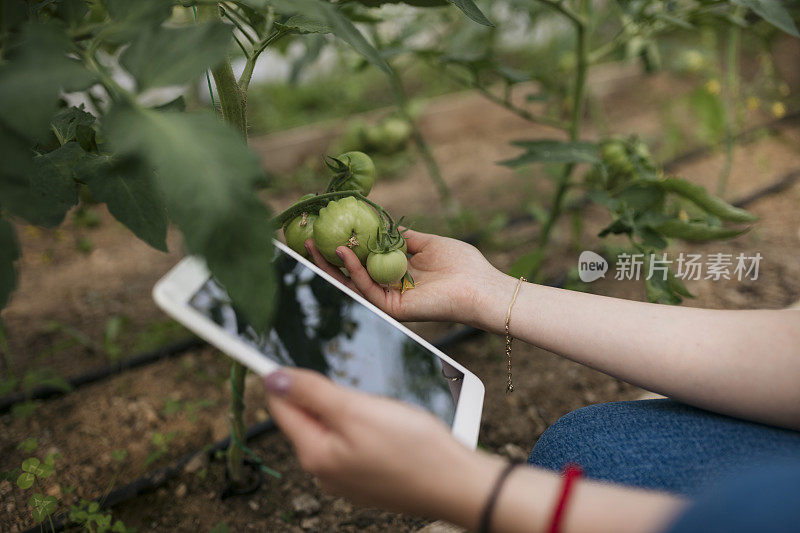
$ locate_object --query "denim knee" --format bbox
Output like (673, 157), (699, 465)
(526, 399), (800, 495)
(527, 402), (615, 472)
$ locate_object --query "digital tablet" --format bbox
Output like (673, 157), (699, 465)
(152, 240), (484, 448)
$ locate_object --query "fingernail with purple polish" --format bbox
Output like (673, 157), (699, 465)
(304, 241), (312, 255)
(263, 370), (291, 396)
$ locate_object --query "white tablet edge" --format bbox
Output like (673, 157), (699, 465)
(152, 240), (484, 449)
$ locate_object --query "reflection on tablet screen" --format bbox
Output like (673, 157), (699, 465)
(188, 253), (460, 425)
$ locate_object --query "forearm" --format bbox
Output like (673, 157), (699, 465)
(436, 451), (685, 533)
(472, 273), (800, 430)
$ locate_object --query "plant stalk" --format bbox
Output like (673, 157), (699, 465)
(388, 70), (451, 203)
(200, 5), (250, 487)
(718, 7), (743, 197)
(227, 360), (247, 486)
(534, 0), (590, 280)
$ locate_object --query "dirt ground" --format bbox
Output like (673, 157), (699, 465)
(1, 42), (799, 532)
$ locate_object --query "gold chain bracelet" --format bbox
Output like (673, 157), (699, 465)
(504, 276), (526, 394)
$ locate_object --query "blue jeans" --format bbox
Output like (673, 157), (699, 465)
(527, 399), (800, 496)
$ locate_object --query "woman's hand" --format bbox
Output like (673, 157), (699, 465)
(304, 230), (514, 328)
(263, 368), (501, 526)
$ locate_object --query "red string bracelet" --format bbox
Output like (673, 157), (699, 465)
(547, 463), (584, 533)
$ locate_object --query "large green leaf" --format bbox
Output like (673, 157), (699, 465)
(103, 0), (174, 42)
(446, 0), (493, 27)
(104, 105), (276, 329)
(270, 0), (391, 74)
(658, 177), (757, 223)
(276, 14), (332, 34)
(0, 22), (96, 139)
(0, 218), (20, 310)
(350, 0), (493, 26)
(78, 156), (169, 252)
(653, 219), (748, 242)
(0, 142), (83, 227)
(121, 22), (232, 91)
(498, 140), (599, 166)
(731, 0), (800, 38)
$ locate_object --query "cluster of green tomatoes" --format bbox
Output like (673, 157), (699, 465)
(277, 151), (412, 288)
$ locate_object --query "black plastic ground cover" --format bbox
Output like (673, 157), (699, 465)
(0, 337), (205, 414)
(21, 419), (277, 533)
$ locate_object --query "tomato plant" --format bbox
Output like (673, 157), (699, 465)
(0, 0), (489, 500)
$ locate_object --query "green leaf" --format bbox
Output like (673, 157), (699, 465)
(103, 0), (173, 42)
(271, 0), (391, 74)
(52, 105), (96, 145)
(29, 493), (58, 522)
(615, 184), (665, 212)
(110, 449), (128, 463)
(654, 219), (748, 242)
(78, 156), (168, 252)
(0, 218), (20, 310)
(121, 22), (232, 91)
(0, 142), (83, 227)
(276, 14), (332, 34)
(104, 105), (276, 330)
(731, 0), (800, 38)
(499, 140), (599, 166)
(17, 472), (35, 490)
(446, 0), (493, 27)
(210, 523), (231, 533)
(658, 177), (757, 223)
(0, 22), (96, 138)
(642, 256), (692, 305)
(17, 438), (38, 453)
(21, 458), (41, 473)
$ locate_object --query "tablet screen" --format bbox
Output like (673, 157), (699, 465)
(188, 252), (460, 425)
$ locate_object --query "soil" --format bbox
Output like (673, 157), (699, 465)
(2, 40), (799, 532)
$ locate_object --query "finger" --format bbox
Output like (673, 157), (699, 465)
(305, 239), (356, 290)
(264, 368), (351, 429)
(336, 246), (390, 305)
(400, 229), (435, 254)
(266, 393), (330, 451)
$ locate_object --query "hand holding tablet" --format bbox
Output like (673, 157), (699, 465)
(153, 239), (484, 448)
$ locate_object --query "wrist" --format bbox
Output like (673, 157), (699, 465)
(469, 271), (523, 335)
(432, 449), (507, 530)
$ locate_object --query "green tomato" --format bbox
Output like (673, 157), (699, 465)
(335, 151), (376, 196)
(380, 117), (412, 150)
(313, 196), (380, 267)
(366, 250), (408, 285)
(283, 212), (318, 258)
(601, 140), (635, 185)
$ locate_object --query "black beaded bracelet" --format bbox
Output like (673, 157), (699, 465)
(477, 460), (522, 533)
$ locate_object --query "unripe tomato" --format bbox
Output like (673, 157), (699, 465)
(313, 196), (380, 266)
(378, 117), (412, 151)
(601, 140), (635, 185)
(282, 194), (318, 258)
(366, 249), (408, 285)
(335, 151), (376, 196)
(283, 212), (317, 258)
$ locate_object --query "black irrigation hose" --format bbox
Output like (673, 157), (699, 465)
(0, 337), (205, 414)
(662, 110), (800, 173)
(22, 419), (278, 533)
(732, 167), (800, 208)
